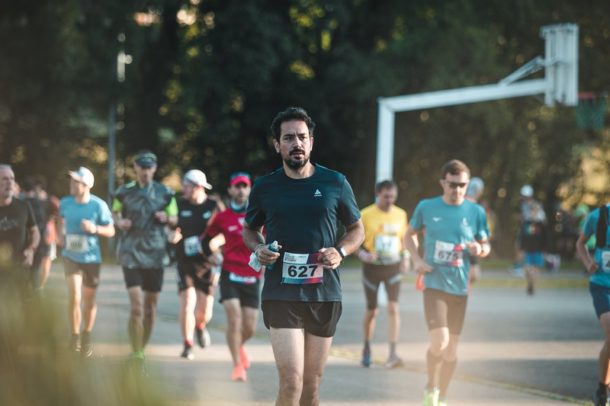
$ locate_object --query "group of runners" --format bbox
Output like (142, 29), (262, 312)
(0, 106), (608, 406)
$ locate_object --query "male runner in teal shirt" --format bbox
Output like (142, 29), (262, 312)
(405, 159), (490, 406)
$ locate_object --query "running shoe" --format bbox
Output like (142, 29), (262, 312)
(129, 350), (147, 376)
(361, 346), (371, 367)
(593, 390), (609, 406)
(231, 364), (247, 382)
(181, 345), (195, 360)
(384, 354), (404, 369)
(240, 346), (250, 369)
(80, 333), (93, 358)
(69, 334), (81, 353)
(422, 388), (439, 406)
(196, 327), (211, 348)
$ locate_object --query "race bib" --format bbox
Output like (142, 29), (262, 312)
(433, 240), (464, 267)
(374, 235), (401, 262)
(229, 272), (257, 285)
(601, 250), (610, 273)
(184, 235), (202, 257)
(281, 252), (324, 285)
(66, 234), (89, 253)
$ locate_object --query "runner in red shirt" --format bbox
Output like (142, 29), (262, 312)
(203, 172), (261, 382)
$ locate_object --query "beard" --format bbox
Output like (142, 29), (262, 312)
(283, 150), (309, 169)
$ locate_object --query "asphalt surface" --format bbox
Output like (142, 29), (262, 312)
(42, 263), (600, 405)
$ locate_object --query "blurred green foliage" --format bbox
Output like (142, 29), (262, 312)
(1, 1), (609, 255)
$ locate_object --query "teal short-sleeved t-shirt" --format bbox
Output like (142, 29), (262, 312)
(582, 205), (610, 288)
(410, 196), (489, 296)
(60, 195), (113, 264)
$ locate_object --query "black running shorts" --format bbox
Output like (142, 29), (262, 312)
(362, 263), (402, 310)
(64, 258), (101, 289)
(176, 260), (213, 294)
(219, 270), (260, 309)
(423, 288), (468, 335)
(122, 267), (164, 293)
(261, 300), (342, 338)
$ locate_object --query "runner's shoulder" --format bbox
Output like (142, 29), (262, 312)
(113, 181), (137, 199)
(153, 181), (175, 196)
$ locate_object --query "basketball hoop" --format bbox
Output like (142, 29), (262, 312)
(576, 92), (607, 131)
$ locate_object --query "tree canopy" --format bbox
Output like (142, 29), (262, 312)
(1, 0), (609, 254)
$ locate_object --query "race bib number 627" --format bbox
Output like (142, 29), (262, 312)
(281, 252), (324, 285)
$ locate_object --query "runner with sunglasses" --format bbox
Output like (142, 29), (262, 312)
(404, 159), (490, 406)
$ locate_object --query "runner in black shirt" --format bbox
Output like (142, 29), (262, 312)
(243, 107), (364, 405)
(0, 165), (39, 283)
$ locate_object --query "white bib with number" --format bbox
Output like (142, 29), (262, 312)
(433, 240), (464, 267)
(184, 236), (202, 257)
(374, 235), (401, 263)
(601, 250), (610, 273)
(281, 252), (324, 285)
(66, 234), (89, 253)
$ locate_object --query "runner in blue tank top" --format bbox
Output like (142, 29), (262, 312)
(243, 107), (364, 406)
(405, 160), (490, 406)
(576, 205), (610, 406)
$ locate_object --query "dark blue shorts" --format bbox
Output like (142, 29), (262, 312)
(524, 252), (544, 267)
(590, 282), (610, 319)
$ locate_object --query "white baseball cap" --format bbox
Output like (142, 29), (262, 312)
(520, 184), (534, 198)
(183, 169), (212, 190)
(68, 167), (94, 188)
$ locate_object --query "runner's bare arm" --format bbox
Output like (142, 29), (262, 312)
(242, 223), (280, 265)
(319, 219), (365, 269)
(467, 239), (491, 258)
(576, 232), (598, 274)
(404, 225), (432, 274)
(23, 225), (40, 266)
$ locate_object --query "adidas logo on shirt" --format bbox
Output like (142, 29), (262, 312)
(314, 189), (322, 197)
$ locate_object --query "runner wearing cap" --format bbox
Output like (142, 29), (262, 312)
(243, 107), (364, 404)
(112, 150), (178, 362)
(170, 169), (222, 360)
(59, 167), (115, 356)
(202, 172), (260, 381)
(0, 164), (39, 291)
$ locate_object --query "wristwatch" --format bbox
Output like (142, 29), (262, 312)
(337, 246), (347, 259)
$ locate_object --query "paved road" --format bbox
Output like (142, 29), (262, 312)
(43, 264), (599, 405)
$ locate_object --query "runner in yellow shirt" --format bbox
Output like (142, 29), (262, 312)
(358, 180), (409, 368)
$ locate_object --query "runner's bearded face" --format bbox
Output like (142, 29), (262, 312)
(0, 167), (15, 200)
(440, 172), (469, 205)
(275, 120), (313, 170)
(134, 163), (156, 185)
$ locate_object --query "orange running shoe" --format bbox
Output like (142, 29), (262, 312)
(231, 364), (247, 382)
(240, 346), (250, 369)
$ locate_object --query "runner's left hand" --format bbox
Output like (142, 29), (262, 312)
(318, 247), (342, 269)
(154, 211), (168, 223)
(467, 241), (482, 257)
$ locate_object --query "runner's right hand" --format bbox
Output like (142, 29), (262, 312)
(357, 249), (377, 264)
(117, 218), (132, 231)
(413, 258), (433, 275)
(586, 261), (599, 275)
(255, 243), (281, 266)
